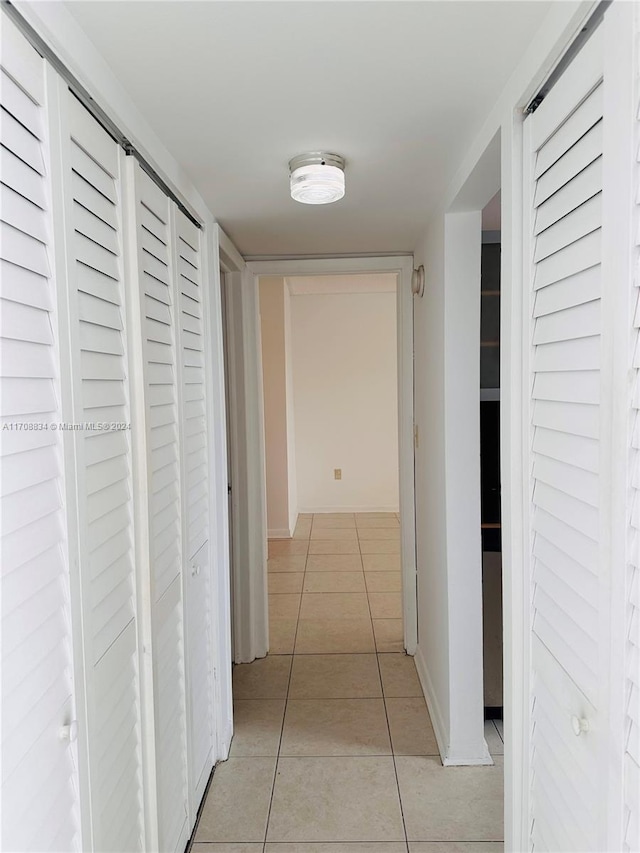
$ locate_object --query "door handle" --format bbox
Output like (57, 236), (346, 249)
(571, 715), (589, 736)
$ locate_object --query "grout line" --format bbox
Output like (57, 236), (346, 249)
(369, 599), (410, 851)
(262, 519), (311, 852)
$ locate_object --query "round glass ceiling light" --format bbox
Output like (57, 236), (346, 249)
(289, 152), (346, 205)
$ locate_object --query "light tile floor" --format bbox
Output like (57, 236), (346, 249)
(192, 513), (504, 853)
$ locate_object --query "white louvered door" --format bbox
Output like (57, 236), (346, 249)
(172, 207), (214, 809)
(58, 91), (145, 852)
(0, 18), (81, 853)
(129, 164), (190, 853)
(524, 28), (607, 853)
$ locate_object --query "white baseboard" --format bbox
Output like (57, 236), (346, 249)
(413, 643), (493, 766)
(268, 527), (294, 539)
(299, 505), (400, 514)
(413, 644), (448, 763)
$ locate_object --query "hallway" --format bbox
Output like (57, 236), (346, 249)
(191, 513), (504, 851)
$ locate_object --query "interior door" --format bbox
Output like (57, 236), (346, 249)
(61, 90), (145, 853)
(130, 164), (190, 853)
(172, 206), (214, 810)
(0, 18), (81, 852)
(523, 26), (606, 852)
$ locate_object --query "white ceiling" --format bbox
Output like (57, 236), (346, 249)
(64, 0), (550, 257)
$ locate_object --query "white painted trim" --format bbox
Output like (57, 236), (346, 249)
(287, 274), (397, 295)
(500, 107), (530, 853)
(206, 226), (234, 760)
(121, 155), (160, 853)
(601, 5), (636, 848)
(46, 67), (94, 853)
(221, 246), (269, 664)
(247, 255), (417, 656)
(268, 528), (295, 540)
(413, 643), (449, 762)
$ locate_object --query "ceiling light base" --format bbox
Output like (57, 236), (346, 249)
(289, 152), (346, 205)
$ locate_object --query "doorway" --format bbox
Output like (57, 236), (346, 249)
(480, 192), (504, 757)
(234, 256), (417, 661)
(260, 273), (402, 654)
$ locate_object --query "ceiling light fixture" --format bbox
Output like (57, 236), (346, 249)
(289, 152), (346, 205)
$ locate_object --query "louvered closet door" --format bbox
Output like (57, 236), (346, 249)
(60, 93), (145, 852)
(172, 207), (214, 806)
(132, 165), (190, 853)
(524, 28), (606, 853)
(0, 18), (81, 853)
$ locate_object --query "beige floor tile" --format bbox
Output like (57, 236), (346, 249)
(304, 572), (366, 593)
(269, 573), (304, 594)
(267, 845), (407, 852)
(269, 593), (301, 621)
(373, 619), (404, 652)
(366, 572), (402, 593)
(356, 513), (398, 519)
(268, 556), (307, 573)
(409, 846), (503, 853)
(360, 540), (401, 555)
(356, 518), (400, 528)
(295, 619), (376, 654)
(307, 554), (363, 572)
(386, 698), (439, 755)
(358, 529), (401, 541)
(484, 721), (504, 756)
(315, 513), (355, 519)
(193, 845), (263, 852)
(267, 756), (405, 842)
(378, 654), (422, 697)
(230, 700), (285, 756)
(269, 540), (309, 557)
(311, 528), (359, 541)
(300, 592), (370, 621)
(309, 540), (361, 555)
(299, 513), (314, 520)
(363, 554), (401, 572)
(396, 756), (504, 842)
(368, 592), (403, 619)
(195, 757), (276, 842)
(269, 620), (297, 655)
(281, 698), (391, 756)
(289, 654), (382, 698)
(233, 656), (292, 700)
(293, 524), (312, 540)
(313, 517), (357, 529)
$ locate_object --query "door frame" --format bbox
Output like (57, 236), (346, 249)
(242, 255), (418, 656)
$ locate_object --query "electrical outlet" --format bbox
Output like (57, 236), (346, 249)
(334, 468), (342, 480)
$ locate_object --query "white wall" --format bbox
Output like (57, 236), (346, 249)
(259, 276), (297, 537)
(290, 283), (399, 513)
(410, 0), (592, 775)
